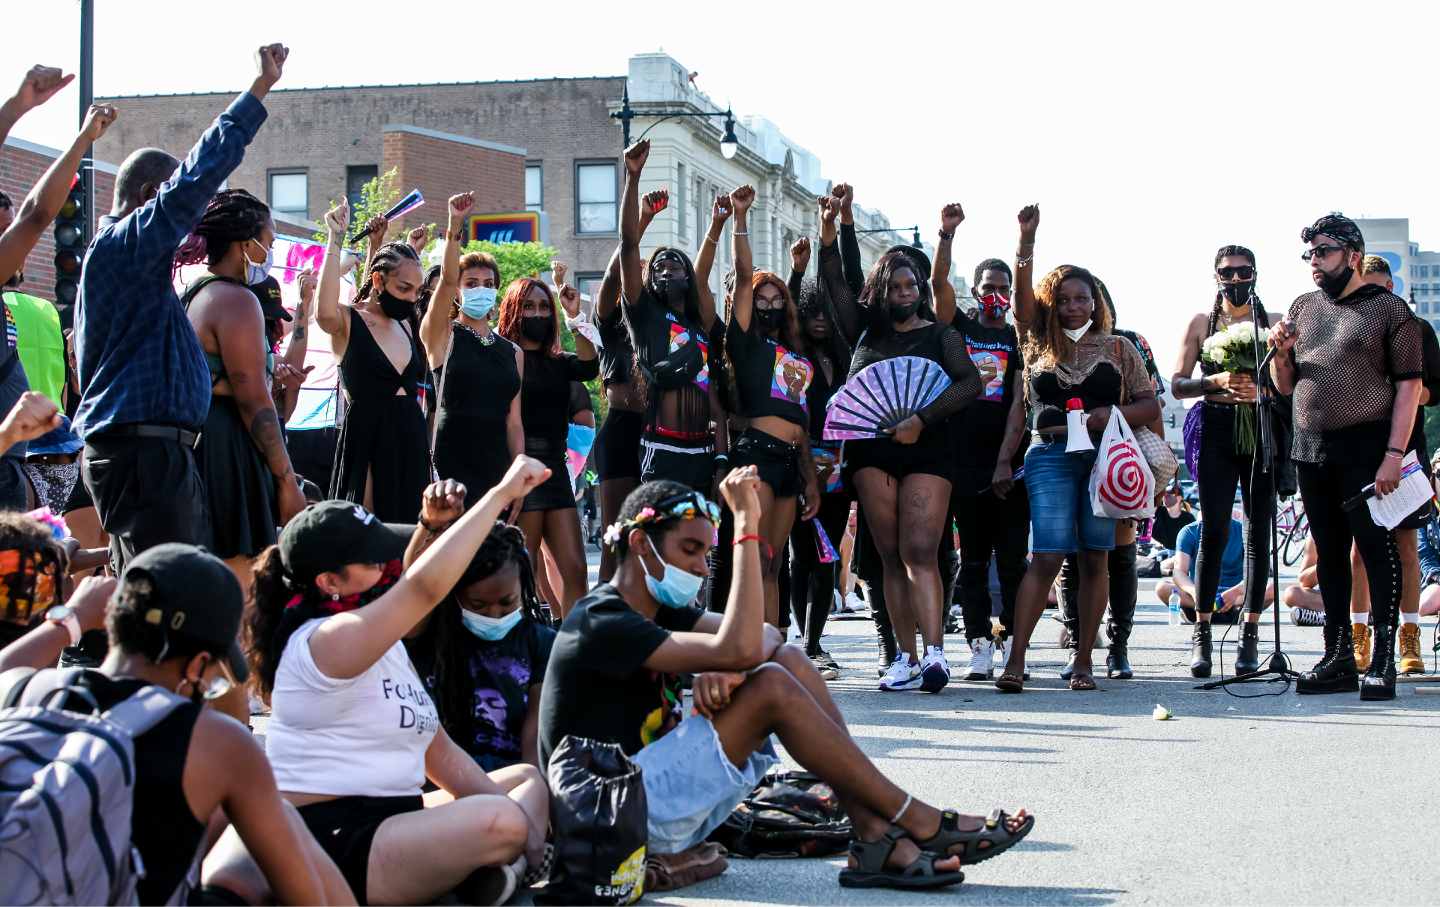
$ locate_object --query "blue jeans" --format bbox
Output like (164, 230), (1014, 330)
(631, 715), (778, 854)
(1024, 440), (1117, 553)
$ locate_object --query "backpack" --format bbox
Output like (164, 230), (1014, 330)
(0, 667), (193, 906)
(708, 770), (853, 858)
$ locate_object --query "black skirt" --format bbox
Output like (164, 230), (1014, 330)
(196, 395), (277, 559)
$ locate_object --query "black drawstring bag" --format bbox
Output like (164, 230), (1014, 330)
(536, 736), (648, 905)
(708, 770), (853, 858)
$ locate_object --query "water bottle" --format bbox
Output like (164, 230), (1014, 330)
(1168, 590), (1182, 626)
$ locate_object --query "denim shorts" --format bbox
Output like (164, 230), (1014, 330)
(631, 714), (778, 854)
(1024, 439), (1117, 553)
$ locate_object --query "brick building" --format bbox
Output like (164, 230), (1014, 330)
(0, 137), (116, 299)
(87, 52), (934, 307)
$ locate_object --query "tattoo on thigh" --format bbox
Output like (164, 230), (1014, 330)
(908, 489), (931, 513)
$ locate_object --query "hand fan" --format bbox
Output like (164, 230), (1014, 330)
(823, 356), (950, 440)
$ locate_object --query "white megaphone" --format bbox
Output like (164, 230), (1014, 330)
(1065, 398), (1094, 453)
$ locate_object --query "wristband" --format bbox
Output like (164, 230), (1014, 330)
(1387, 447), (1405, 456)
(938, 230), (954, 241)
(733, 534), (772, 559)
(418, 517), (452, 534)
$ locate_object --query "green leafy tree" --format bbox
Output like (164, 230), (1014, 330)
(313, 167), (402, 247)
(1425, 407), (1440, 461)
(453, 239), (557, 295)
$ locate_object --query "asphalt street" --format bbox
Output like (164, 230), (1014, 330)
(659, 578), (1440, 906)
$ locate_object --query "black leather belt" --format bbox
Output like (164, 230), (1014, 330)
(97, 424), (201, 448)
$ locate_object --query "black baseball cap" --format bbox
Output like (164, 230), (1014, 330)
(279, 500), (412, 587)
(250, 275), (291, 322)
(885, 244), (932, 281)
(120, 544), (249, 681)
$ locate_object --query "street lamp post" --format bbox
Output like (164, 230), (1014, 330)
(611, 85), (739, 159)
(855, 225), (924, 250)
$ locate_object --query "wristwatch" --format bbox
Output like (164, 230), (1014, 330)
(45, 604), (81, 647)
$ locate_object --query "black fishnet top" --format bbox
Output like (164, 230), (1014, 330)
(847, 321), (983, 425)
(1285, 284), (1422, 464)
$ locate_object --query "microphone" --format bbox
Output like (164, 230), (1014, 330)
(348, 189), (425, 244)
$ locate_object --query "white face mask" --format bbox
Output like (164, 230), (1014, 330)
(1062, 322), (1092, 343)
(243, 238), (273, 286)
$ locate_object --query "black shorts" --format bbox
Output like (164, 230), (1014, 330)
(521, 451), (576, 512)
(841, 430), (954, 489)
(297, 795), (423, 905)
(732, 427), (802, 498)
(594, 408), (644, 482)
(82, 433), (212, 575)
(639, 433), (714, 493)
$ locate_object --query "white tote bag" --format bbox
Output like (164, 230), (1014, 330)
(1089, 408), (1156, 520)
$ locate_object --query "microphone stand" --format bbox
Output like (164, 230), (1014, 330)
(1200, 289), (1301, 690)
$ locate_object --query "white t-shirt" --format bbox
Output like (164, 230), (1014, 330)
(265, 618), (439, 797)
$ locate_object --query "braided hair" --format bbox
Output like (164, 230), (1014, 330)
(1208, 245), (1267, 338)
(422, 522), (546, 750)
(354, 240), (422, 331)
(174, 189), (270, 270)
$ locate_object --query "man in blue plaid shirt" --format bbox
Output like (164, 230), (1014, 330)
(75, 44), (288, 573)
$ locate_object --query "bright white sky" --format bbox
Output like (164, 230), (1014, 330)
(10, 0), (1440, 375)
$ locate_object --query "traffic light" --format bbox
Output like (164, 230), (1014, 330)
(53, 170), (87, 314)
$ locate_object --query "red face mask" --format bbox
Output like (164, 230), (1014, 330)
(978, 292), (1011, 318)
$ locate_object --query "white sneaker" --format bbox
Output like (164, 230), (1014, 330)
(845, 591), (868, 612)
(920, 646), (951, 693)
(878, 655), (922, 691)
(996, 636), (1029, 681)
(965, 638), (995, 681)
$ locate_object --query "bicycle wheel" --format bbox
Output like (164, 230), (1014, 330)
(1282, 513), (1309, 566)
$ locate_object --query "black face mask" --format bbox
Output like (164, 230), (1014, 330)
(1220, 281), (1255, 305)
(755, 307), (785, 331)
(520, 316), (552, 343)
(889, 301), (919, 323)
(377, 287), (414, 321)
(1318, 264), (1354, 300)
(652, 273), (689, 301)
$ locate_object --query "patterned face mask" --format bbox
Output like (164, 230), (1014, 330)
(0, 548), (59, 627)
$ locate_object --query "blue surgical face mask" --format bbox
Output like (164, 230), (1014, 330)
(460, 286), (498, 320)
(243, 238), (273, 286)
(643, 535), (703, 609)
(460, 606), (523, 641)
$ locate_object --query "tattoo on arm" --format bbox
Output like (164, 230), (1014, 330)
(291, 326), (306, 341)
(246, 407), (294, 480)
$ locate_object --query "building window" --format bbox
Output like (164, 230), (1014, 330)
(268, 170), (309, 221)
(345, 165), (377, 216)
(677, 163), (687, 239)
(575, 161), (618, 233)
(526, 163), (543, 213)
(1422, 265), (1431, 278)
(575, 272), (604, 315)
(695, 176), (706, 248)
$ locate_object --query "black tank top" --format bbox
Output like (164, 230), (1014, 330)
(1029, 364), (1123, 430)
(67, 672), (205, 905)
(521, 350), (600, 456)
(597, 307), (635, 386)
(435, 323), (520, 438)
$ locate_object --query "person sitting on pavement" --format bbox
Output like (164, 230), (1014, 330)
(0, 543), (348, 905)
(538, 469), (1034, 892)
(1281, 537), (1326, 626)
(405, 520), (556, 771)
(247, 461), (552, 906)
(1156, 516), (1275, 624)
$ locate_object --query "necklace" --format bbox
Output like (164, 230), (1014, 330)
(457, 321), (497, 346)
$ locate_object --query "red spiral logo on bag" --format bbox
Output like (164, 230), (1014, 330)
(1099, 439), (1148, 510)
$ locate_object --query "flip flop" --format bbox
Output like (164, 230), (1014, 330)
(1069, 673), (1097, 691)
(995, 672), (1024, 693)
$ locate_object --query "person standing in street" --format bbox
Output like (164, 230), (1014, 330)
(75, 44), (288, 571)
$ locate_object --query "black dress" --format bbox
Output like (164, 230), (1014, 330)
(433, 322), (521, 507)
(329, 307), (431, 522)
(520, 349), (599, 512)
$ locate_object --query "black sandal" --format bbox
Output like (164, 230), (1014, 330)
(838, 827), (965, 890)
(916, 808), (1036, 866)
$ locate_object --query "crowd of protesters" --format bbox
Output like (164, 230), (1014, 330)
(0, 40), (1436, 905)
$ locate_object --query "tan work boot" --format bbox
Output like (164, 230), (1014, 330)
(1398, 623), (1425, 675)
(1352, 622), (1372, 672)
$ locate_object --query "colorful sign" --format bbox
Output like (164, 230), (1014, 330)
(467, 211), (545, 244)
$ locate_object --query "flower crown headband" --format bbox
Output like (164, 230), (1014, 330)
(602, 493), (722, 550)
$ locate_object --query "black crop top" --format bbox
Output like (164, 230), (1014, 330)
(847, 321), (983, 427)
(624, 292), (710, 394)
(1026, 334), (1152, 430)
(725, 320), (813, 426)
(597, 306), (636, 387)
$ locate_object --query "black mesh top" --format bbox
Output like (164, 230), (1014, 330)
(847, 322), (983, 426)
(1286, 284), (1422, 463)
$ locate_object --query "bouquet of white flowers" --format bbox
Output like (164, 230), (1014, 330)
(1201, 321), (1266, 454)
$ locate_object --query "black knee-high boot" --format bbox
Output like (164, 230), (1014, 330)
(1107, 542), (1137, 679)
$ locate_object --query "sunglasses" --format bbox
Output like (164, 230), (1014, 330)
(1301, 245), (1345, 263)
(1216, 266), (1255, 280)
(652, 491), (722, 525)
